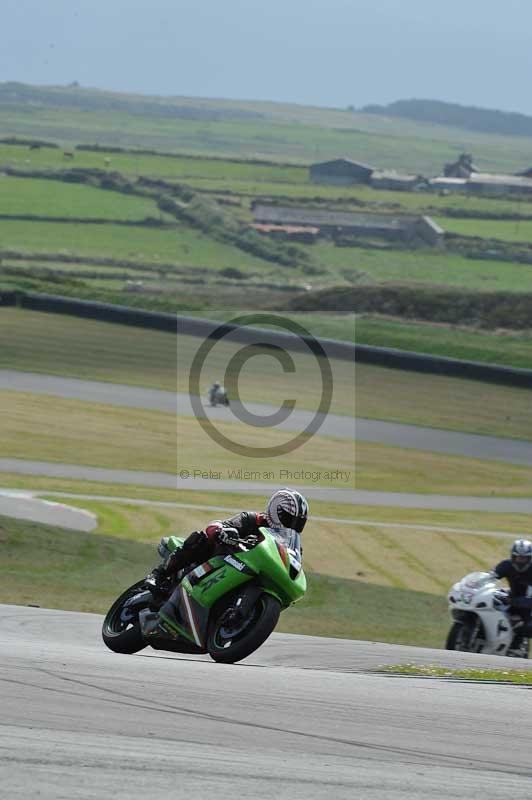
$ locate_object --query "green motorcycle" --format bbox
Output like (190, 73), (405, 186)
(102, 526), (306, 663)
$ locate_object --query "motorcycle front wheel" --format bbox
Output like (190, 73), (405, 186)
(446, 619), (484, 652)
(207, 593), (280, 664)
(102, 580), (149, 654)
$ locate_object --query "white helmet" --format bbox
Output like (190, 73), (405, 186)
(267, 488), (309, 533)
(511, 539), (532, 572)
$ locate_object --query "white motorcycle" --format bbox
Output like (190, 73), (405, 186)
(446, 571), (529, 659)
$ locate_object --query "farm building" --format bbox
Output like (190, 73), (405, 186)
(370, 170), (427, 191)
(430, 172), (532, 197)
(252, 204), (444, 246)
(309, 158), (375, 185)
(429, 176), (468, 193)
(467, 173), (532, 196)
(249, 223), (319, 243)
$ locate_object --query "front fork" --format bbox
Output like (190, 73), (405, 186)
(452, 610), (482, 649)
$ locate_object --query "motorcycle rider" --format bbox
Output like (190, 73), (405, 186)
(140, 488), (309, 639)
(492, 539), (532, 643)
(207, 381), (227, 406)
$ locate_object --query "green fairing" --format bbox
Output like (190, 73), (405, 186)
(186, 526), (306, 611)
(184, 562), (250, 608)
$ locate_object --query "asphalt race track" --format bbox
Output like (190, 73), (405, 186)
(0, 489), (97, 530)
(5, 459), (532, 512)
(4, 369), (532, 465)
(1, 604), (531, 799)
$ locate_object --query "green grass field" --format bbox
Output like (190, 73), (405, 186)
(3, 129), (532, 350)
(3, 168), (532, 319)
(0, 175), (163, 220)
(3, 143), (532, 221)
(0, 218), (276, 272)
(311, 242), (532, 293)
(0, 144), (307, 183)
(435, 216), (532, 244)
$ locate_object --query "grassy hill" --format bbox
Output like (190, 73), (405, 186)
(363, 98), (532, 139)
(3, 82), (532, 173)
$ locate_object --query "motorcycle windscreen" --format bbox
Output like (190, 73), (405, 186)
(262, 526), (303, 576)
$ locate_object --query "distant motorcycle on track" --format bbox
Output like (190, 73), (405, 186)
(446, 571), (529, 658)
(102, 526), (306, 663)
(207, 382), (230, 407)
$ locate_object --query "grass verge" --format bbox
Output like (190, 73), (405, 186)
(356, 362), (532, 440)
(355, 317), (532, 371)
(378, 664), (532, 683)
(0, 308), (177, 390)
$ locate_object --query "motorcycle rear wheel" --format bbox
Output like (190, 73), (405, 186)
(102, 580), (149, 654)
(207, 593), (280, 664)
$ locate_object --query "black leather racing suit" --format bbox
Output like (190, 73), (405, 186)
(167, 511), (269, 573)
(493, 559), (532, 636)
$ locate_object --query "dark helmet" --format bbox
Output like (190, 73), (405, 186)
(266, 488), (309, 533)
(511, 539), (532, 572)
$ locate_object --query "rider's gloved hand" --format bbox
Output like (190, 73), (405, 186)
(216, 527), (240, 546)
